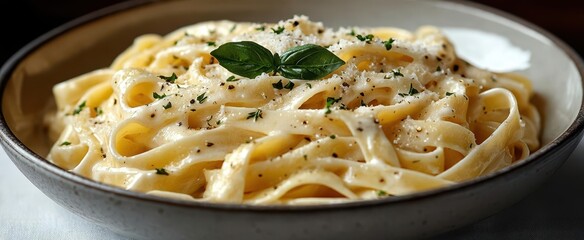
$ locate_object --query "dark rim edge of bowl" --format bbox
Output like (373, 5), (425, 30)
(0, 0), (583, 213)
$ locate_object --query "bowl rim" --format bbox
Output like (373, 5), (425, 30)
(1, 0), (583, 212)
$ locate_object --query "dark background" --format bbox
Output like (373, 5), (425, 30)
(1, 1), (583, 239)
(1, 0), (583, 63)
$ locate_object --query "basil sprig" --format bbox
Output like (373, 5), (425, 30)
(209, 41), (275, 78)
(210, 41), (345, 80)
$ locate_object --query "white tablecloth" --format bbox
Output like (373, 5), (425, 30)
(0, 149), (125, 239)
(2, 138), (584, 239)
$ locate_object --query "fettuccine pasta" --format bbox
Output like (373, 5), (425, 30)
(45, 15), (540, 205)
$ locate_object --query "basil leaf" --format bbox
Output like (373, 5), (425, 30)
(210, 41), (276, 78)
(278, 44), (345, 80)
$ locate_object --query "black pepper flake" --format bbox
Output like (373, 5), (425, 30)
(317, 29), (324, 34)
(228, 85), (235, 90)
(150, 113), (156, 118)
(304, 137), (311, 142)
(293, 21), (299, 27)
(206, 142), (214, 147)
(155, 168), (169, 176)
(360, 92), (365, 96)
(258, 174), (263, 178)
(342, 82), (350, 87)
(219, 82), (225, 86)
(332, 153), (338, 158)
(113, 99), (117, 105)
(302, 120), (307, 125)
(190, 99), (195, 104)
(453, 64), (459, 72)
(357, 127), (363, 132)
(436, 57), (442, 61)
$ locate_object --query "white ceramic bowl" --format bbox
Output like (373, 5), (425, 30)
(1, 1), (583, 239)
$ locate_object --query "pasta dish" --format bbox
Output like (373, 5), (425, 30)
(45, 16), (540, 205)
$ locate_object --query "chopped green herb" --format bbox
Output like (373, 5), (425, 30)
(356, 34), (374, 43)
(207, 41), (216, 46)
(226, 75), (238, 82)
(330, 134), (336, 139)
(306, 83), (312, 88)
(159, 73), (177, 83)
(284, 81), (295, 90)
(153, 92), (166, 99)
(408, 84), (419, 95)
(163, 102), (172, 109)
(436, 66), (442, 72)
(347, 29), (356, 36)
(72, 101), (86, 115)
(392, 69), (404, 77)
(94, 107), (103, 116)
(216, 120), (222, 125)
(398, 84), (420, 97)
(272, 80), (284, 89)
(230, 24), (237, 33)
(271, 26), (285, 34)
(196, 92), (208, 104)
(255, 25), (265, 31)
(377, 190), (387, 196)
(325, 97), (342, 114)
(445, 92), (454, 96)
(59, 141), (71, 146)
(155, 168), (169, 175)
(247, 109), (263, 121)
(383, 38), (395, 50)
